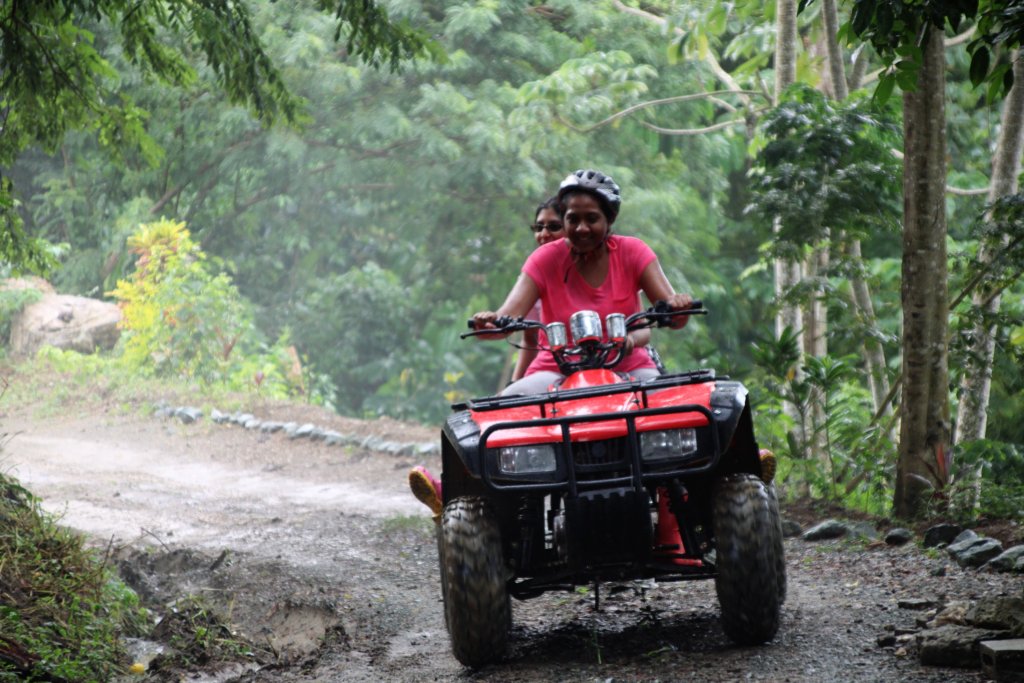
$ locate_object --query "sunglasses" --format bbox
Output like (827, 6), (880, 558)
(530, 221), (564, 233)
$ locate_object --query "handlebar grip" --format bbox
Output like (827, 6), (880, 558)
(465, 316), (516, 333)
(654, 299), (703, 312)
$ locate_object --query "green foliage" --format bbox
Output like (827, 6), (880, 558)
(949, 440), (1024, 519)
(747, 84), (902, 260)
(150, 596), (255, 667)
(0, 472), (148, 682)
(0, 0), (302, 272)
(108, 219), (303, 397)
(0, 286), (43, 343)
(0, 0), (437, 275)
(949, 193), (1024, 445)
(314, 0), (441, 70)
(0, 180), (60, 277)
(751, 328), (895, 514)
(846, 0), (1024, 103)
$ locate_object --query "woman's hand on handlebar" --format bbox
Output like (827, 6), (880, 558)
(665, 293), (694, 329)
(469, 311), (509, 339)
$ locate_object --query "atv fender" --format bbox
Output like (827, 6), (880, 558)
(711, 382), (760, 476)
(441, 410), (488, 502)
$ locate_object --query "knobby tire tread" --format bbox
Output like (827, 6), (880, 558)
(439, 496), (510, 667)
(713, 473), (785, 644)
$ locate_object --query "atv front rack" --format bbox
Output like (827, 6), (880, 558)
(476, 399), (721, 494)
(453, 368), (718, 413)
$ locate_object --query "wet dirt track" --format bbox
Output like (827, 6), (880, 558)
(3, 408), (1017, 682)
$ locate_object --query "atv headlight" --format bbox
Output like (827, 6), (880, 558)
(498, 444), (557, 474)
(640, 429), (698, 461)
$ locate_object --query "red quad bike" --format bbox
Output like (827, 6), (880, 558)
(437, 301), (786, 667)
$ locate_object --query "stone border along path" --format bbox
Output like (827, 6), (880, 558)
(153, 403), (440, 457)
(156, 402), (1022, 574)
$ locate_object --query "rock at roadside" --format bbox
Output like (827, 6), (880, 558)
(175, 407), (203, 424)
(952, 529), (979, 545)
(803, 519), (849, 541)
(948, 537), (1004, 568)
(10, 293), (121, 357)
(923, 523), (963, 548)
(966, 597), (1024, 636)
(917, 624), (1009, 667)
(987, 546), (1024, 573)
(885, 528), (914, 545)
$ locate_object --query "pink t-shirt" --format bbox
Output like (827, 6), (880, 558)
(522, 234), (657, 375)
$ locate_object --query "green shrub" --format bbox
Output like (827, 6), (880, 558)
(0, 286), (43, 344)
(108, 219), (308, 399)
(0, 473), (148, 682)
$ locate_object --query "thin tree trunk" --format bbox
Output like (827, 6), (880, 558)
(956, 52), (1024, 445)
(953, 52), (1024, 513)
(775, 0), (798, 103)
(821, 2), (894, 435)
(895, 27), (951, 518)
(803, 238), (828, 460)
(773, 0), (806, 462)
(847, 240), (893, 418)
(822, 0), (848, 101)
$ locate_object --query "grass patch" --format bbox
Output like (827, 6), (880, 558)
(147, 596), (257, 669)
(0, 348), (292, 422)
(380, 514), (434, 535)
(0, 472), (148, 682)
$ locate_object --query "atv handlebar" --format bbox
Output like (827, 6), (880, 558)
(462, 300), (705, 338)
(626, 299), (705, 330)
(462, 300), (706, 374)
(461, 316), (546, 338)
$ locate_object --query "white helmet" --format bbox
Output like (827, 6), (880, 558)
(557, 169), (622, 222)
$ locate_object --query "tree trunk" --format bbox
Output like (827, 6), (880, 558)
(822, 0), (848, 101)
(895, 27), (951, 518)
(846, 240), (893, 418)
(820, 4), (894, 431)
(774, 0), (798, 103)
(955, 52), (1024, 445)
(773, 0), (804, 450)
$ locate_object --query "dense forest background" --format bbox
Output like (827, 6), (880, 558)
(3, 0), (1023, 519)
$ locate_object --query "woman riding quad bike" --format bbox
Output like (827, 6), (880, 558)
(433, 170), (785, 667)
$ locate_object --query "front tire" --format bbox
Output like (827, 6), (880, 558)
(712, 473), (784, 644)
(438, 497), (510, 666)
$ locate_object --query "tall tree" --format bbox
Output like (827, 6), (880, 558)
(895, 25), (951, 517)
(851, 0), (1024, 516)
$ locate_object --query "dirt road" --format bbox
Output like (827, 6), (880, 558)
(2, 404), (1017, 682)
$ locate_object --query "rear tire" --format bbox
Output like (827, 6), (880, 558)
(713, 473), (784, 644)
(438, 497), (510, 666)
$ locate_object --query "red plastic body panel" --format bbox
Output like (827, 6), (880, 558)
(471, 370), (715, 449)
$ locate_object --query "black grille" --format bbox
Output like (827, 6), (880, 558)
(573, 437), (629, 471)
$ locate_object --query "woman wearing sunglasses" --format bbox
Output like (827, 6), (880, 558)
(409, 195), (566, 518)
(511, 196), (565, 383)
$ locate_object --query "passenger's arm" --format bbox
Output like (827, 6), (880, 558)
(511, 329), (539, 381)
